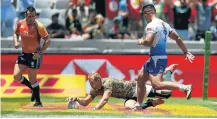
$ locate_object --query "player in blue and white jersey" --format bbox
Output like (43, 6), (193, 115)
(133, 4), (195, 110)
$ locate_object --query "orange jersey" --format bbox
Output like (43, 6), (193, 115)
(15, 19), (49, 53)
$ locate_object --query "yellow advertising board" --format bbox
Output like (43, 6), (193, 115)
(1, 75), (86, 98)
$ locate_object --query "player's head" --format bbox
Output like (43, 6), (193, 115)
(140, 4), (156, 22)
(88, 73), (102, 90)
(25, 6), (36, 24)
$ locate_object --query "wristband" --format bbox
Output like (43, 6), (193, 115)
(38, 51), (43, 55)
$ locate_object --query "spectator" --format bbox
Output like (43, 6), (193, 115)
(216, 21), (217, 40)
(118, 0), (129, 28)
(84, 14), (106, 40)
(76, 0), (89, 25)
(92, 0), (106, 17)
(92, 14), (106, 39)
(153, 0), (166, 21)
(173, 0), (191, 40)
(164, 0), (174, 25)
(108, 17), (135, 39)
(210, 17), (217, 40)
(190, 0), (217, 41)
(18, 0), (34, 20)
(1, 0), (17, 37)
(82, 5), (97, 30)
(65, 8), (84, 35)
(47, 13), (68, 38)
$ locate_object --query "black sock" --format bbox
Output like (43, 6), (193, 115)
(147, 88), (156, 98)
(20, 76), (33, 90)
(32, 82), (41, 103)
(142, 102), (153, 109)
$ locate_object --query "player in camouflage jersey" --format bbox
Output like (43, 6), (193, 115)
(66, 64), (178, 110)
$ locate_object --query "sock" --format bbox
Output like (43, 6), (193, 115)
(135, 102), (142, 106)
(142, 102), (153, 109)
(163, 71), (172, 81)
(32, 82), (41, 103)
(20, 76), (33, 90)
(179, 84), (188, 91)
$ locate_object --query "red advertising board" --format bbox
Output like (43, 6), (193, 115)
(1, 54), (217, 97)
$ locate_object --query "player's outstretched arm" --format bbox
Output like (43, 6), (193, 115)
(93, 90), (112, 110)
(66, 94), (93, 106)
(169, 31), (195, 63)
(77, 95), (93, 106)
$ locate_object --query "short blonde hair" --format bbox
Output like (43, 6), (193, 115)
(88, 73), (101, 81)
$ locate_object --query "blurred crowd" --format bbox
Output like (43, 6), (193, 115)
(1, 0), (217, 40)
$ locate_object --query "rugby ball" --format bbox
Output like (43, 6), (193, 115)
(67, 100), (79, 109)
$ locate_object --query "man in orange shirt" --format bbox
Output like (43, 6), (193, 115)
(13, 7), (50, 107)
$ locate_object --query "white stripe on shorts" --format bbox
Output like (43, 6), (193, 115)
(151, 55), (167, 67)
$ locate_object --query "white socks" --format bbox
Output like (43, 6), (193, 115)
(31, 82), (39, 88)
(179, 84), (188, 91)
(135, 102), (142, 107)
(19, 76), (24, 83)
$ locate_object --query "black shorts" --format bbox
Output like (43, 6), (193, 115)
(16, 52), (42, 69)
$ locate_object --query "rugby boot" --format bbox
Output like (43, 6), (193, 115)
(185, 84), (193, 100)
(33, 102), (43, 107)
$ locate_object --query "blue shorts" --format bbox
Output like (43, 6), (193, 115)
(16, 52), (42, 69)
(144, 56), (168, 75)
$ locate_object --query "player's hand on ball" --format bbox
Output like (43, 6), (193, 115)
(132, 103), (142, 111)
(65, 97), (77, 102)
(67, 100), (79, 109)
(185, 52), (195, 63)
(14, 42), (20, 49)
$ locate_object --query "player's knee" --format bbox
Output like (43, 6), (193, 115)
(124, 99), (136, 109)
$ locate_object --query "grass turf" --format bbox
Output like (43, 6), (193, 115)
(1, 97), (217, 117)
